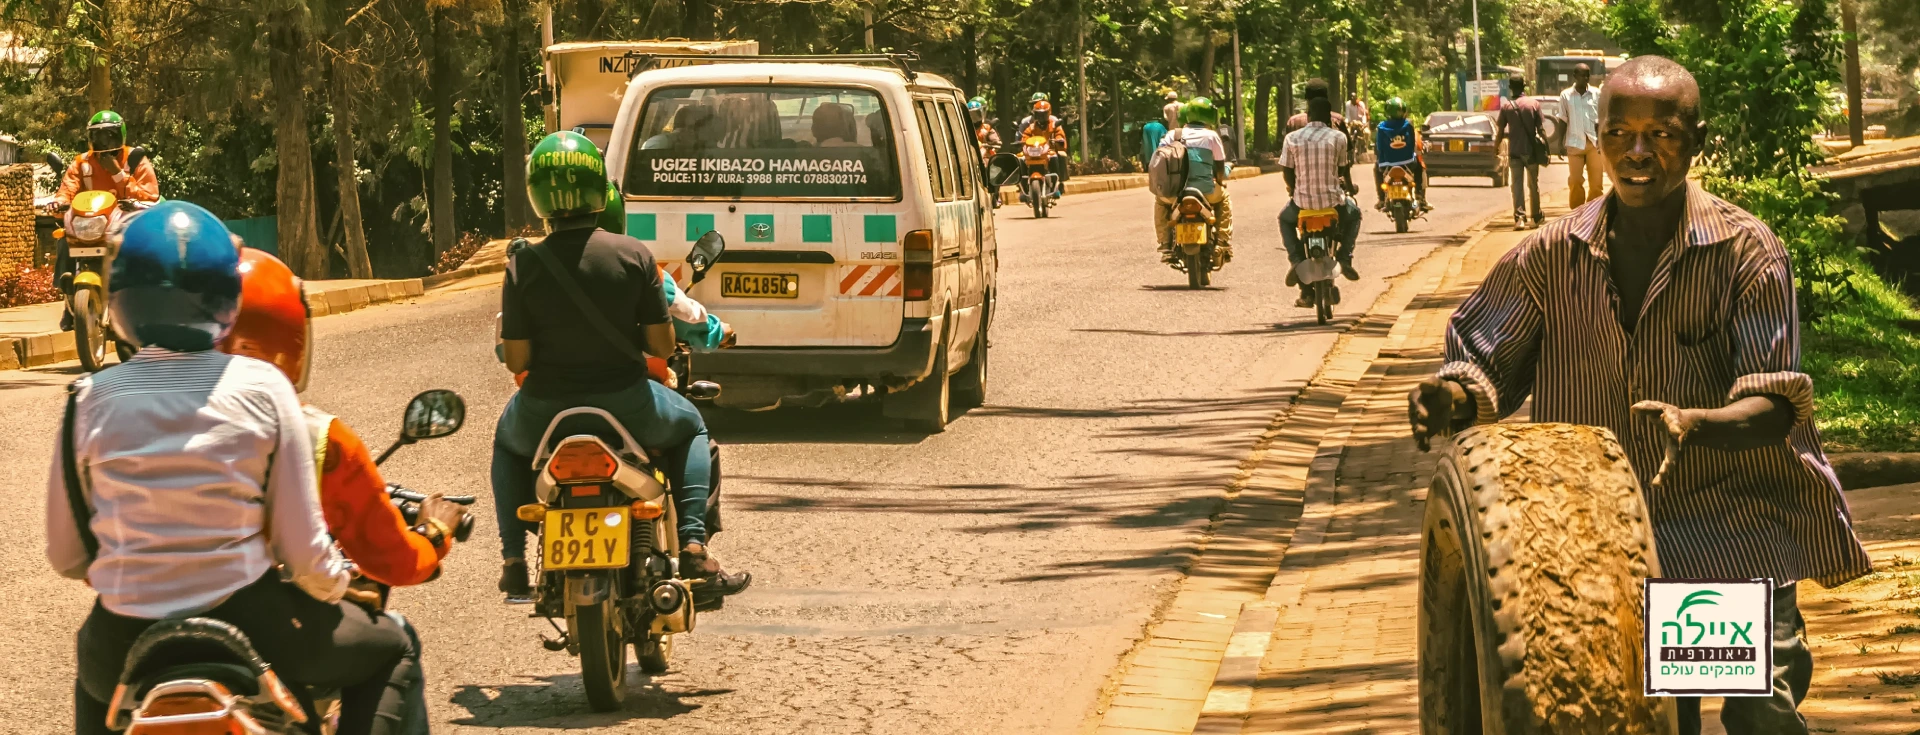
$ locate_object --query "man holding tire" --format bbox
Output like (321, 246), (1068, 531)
(1407, 56), (1869, 735)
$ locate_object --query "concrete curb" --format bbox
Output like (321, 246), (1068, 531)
(0, 261), (511, 371)
(1087, 213), (1502, 735)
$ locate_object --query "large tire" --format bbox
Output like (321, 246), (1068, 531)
(1200, 244), (1215, 287)
(1313, 282), (1332, 325)
(1394, 207), (1411, 233)
(885, 329), (950, 433)
(952, 318), (989, 410)
(1418, 423), (1675, 735)
(73, 289), (108, 372)
(572, 595), (628, 712)
(1185, 251), (1205, 289)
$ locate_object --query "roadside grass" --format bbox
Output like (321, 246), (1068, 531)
(1804, 272), (1920, 452)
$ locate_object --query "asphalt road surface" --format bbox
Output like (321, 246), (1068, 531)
(0, 166), (1564, 734)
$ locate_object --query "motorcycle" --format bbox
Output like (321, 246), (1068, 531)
(48, 150), (153, 371)
(101, 389), (474, 735)
(1291, 208), (1343, 325)
(512, 232), (728, 712)
(1382, 164), (1422, 234)
(1169, 187), (1220, 289)
(1020, 135), (1059, 219)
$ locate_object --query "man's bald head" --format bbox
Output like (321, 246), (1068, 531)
(1601, 55), (1702, 132)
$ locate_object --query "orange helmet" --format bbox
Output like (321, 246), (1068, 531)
(1033, 100), (1053, 115)
(218, 248), (312, 391)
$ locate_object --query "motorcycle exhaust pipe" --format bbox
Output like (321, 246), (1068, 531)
(649, 579), (694, 634)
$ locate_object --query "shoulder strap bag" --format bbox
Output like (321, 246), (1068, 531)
(523, 242), (655, 366)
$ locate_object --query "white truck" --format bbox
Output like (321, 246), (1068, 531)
(543, 39), (759, 152)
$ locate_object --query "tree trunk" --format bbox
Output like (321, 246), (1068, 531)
(1441, 51), (1456, 111)
(1255, 69), (1273, 152)
(330, 58), (372, 279)
(1323, 39), (1340, 100)
(430, 7), (456, 257)
(687, 0), (713, 40)
(1841, 0), (1865, 146)
(269, 5), (326, 279)
(87, 0), (112, 111)
(1344, 44), (1360, 106)
(1199, 39), (1216, 100)
(1279, 58), (1293, 131)
(961, 24), (978, 98)
(1111, 72), (1125, 166)
(500, 0), (534, 234)
(993, 56), (1012, 124)
(1075, 14), (1088, 162)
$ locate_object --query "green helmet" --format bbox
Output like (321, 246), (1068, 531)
(1384, 97), (1406, 118)
(1029, 92), (1049, 104)
(597, 182), (625, 234)
(526, 131), (608, 221)
(1179, 97), (1218, 125)
(87, 110), (126, 152)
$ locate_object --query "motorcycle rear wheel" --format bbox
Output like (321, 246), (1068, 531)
(1393, 206), (1410, 233)
(73, 289), (109, 372)
(573, 595), (628, 711)
(1185, 251), (1205, 289)
(1314, 282), (1333, 325)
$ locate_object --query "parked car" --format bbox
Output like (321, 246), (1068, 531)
(1421, 111), (1507, 187)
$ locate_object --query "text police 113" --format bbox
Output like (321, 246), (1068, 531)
(1643, 578), (1774, 697)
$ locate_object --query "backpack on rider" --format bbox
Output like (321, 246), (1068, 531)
(1147, 130), (1188, 199)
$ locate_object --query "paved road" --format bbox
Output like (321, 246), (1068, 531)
(0, 167), (1561, 734)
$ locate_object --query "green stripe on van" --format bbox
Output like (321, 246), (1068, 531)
(801, 214), (833, 243)
(627, 213), (657, 240)
(863, 214), (897, 243)
(685, 213), (716, 241)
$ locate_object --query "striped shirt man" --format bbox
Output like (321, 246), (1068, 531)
(1435, 183), (1870, 587)
(1278, 121), (1351, 210)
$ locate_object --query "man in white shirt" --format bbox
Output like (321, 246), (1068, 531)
(1558, 63), (1605, 208)
(1163, 90), (1183, 131)
(1346, 93), (1370, 128)
(54, 201), (412, 735)
(1154, 97), (1234, 267)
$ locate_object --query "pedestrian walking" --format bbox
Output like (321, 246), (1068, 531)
(1345, 93), (1370, 128)
(1409, 56), (1870, 735)
(1493, 74), (1545, 228)
(1162, 90), (1182, 132)
(1558, 63), (1605, 208)
(1142, 117), (1168, 166)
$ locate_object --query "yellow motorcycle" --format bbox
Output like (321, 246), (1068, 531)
(52, 190), (148, 371)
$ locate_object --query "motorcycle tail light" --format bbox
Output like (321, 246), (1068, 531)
(631, 500), (664, 519)
(568, 484), (603, 497)
(548, 441), (617, 482)
(1468, 142), (1496, 152)
(902, 229), (933, 301)
(1179, 199), (1204, 215)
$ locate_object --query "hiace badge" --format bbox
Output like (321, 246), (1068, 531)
(1643, 578), (1773, 696)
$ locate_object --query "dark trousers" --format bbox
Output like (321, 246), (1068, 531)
(73, 574), (413, 735)
(1509, 156), (1543, 222)
(1678, 583), (1813, 735)
(1279, 198), (1363, 266)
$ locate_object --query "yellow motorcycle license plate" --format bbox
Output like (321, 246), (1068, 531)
(1175, 223), (1208, 245)
(1388, 184), (1411, 199)
(542, 507), (631, 570)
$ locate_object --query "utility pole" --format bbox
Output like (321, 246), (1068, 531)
(1232, 26), (1246, 162)
(1077, 12), (1089, 162)
(863, 6), (876, 50)
(1842, 0), (1865, 147)
(1470, 0), (1483, 83)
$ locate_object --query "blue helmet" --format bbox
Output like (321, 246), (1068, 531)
(109, 201), (242, 351)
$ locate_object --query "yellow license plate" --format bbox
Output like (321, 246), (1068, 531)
(1175, 223), (1207, 245)
(1447, 140), (1466, 152)
(541, 507), (631, 570)
(1388, 184), (1411, 198)
(721, 272), (799, 299)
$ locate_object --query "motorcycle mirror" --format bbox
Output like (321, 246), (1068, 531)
(507, 237), (530, 257)
(687, 230), (725, 284)
(44, 151), (65, 177)
(402, 389), (466, 441)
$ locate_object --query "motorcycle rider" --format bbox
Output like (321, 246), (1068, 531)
(1372, 97), (1431, 214)
(1019, 100), (1070, 200)
(1285, 79), (1346, 134)
(1154, 97), (1234, 268)
(218, 246), (464, 733)
(1015, 91), (1050, 132)
(50, 110), (162, 328)
(50, 201), (414, 735)
(1279, 95), (1364, 307)
(491, 132), (750, 603)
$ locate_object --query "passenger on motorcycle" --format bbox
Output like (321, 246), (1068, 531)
(597, 182), (735, 374)
(1154, 97), (1235, 267)
(1278, 95), (1364, 307)
(1373, 98), (1431, 213)
(50, 201), (415, 735)
(490, 132), (750, 603)
(219, 246), (464, 732)
(1019, 101), (1070, 200)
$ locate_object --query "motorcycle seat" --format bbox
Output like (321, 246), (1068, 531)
(543, 411), (627, 452)
(119, 619), (270, 697)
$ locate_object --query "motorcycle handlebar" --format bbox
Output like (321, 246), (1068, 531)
(386, 484), (476, 542)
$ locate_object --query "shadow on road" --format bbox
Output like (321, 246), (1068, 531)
(448, 673), (732, 728)
(1138, 284), (1228, 292)
(702, 402), (927, 446)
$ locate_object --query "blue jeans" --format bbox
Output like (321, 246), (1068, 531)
(1280, 198), (1363, 266)
(490, 379), (711, 560)
(1678, 583), (1813, 735)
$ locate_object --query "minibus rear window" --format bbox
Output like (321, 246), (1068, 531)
(625, 85), (901, 199)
